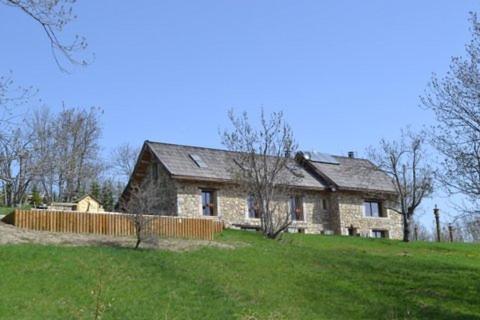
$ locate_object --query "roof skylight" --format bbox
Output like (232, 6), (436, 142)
(189, 154), (208, 168)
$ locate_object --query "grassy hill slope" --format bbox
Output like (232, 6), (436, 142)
(0, 230), (478, 319)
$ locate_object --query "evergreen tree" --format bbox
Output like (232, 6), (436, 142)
(101, 181), (115, 212)
(30, 185), (42, 207)
(90, 181), (101, 200)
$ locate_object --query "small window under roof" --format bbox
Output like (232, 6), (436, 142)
(189, 154), (208, 168)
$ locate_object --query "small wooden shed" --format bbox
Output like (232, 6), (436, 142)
(49, 194), (104, 213)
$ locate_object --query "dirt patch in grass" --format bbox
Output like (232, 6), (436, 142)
(0, 222), (236, 251)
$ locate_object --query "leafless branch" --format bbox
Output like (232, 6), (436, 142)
(368, 128), (434, 242)
(221, 109), (301, 239)
(121, 180), (163, 249)
(422, 13), (480, 216)
(2, 0), (91, 72)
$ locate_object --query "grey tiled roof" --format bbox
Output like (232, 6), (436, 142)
(307, 156), (397, 193)
(145, 141), (397, 194)
(146, 141), (326, 190)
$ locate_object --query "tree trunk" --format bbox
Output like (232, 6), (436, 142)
(403, 214), (410, 242)
(135, 224), (141, 249)
(270, 225), (288, 239)
(134, 218), (142, 249)
(7, 183), (13, 207)
(135, 237), (141, 250)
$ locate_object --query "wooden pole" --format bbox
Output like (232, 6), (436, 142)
(414, 225), (418, 241)
(434, 205), (441, 242)
(448, 224), (454, 243)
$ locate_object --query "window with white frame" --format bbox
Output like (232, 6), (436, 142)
(371, 229), (388, 239)
(322, 198), (328, 210)
(201, 190), (216, 216)
(290, 195), (304, 221)
(246, 195), (261, 219)
(364, 200), (385, 218)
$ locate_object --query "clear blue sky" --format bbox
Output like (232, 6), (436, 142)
(1, 1), (479, 226)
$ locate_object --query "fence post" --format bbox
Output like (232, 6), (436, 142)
(448, 224), (454, 243)
(434, 205), (441, 243)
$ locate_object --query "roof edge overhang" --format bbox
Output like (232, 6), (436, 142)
(117, 141), (173, 208)
(335, 186), (398, 196)
(172, 174), (326, 192)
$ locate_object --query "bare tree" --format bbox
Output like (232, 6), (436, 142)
(2, 0), (90, 71)
(110, 143), (140, 183)
(28, 106), (104, 202)
(0, 106), (105, 207)
(52, 106), (103, 201)
(0, 0), (90, 150)
(221, 109), (301, 239)
(28, 107), (56, 201)
(0, 126), (36, 206)
(422, 13), (480, 216)
(0, 1), (94, 206)
(0, 73), (36, 123)
(411, 217), (433, 241)
(368, 130), (434, 242)
(122, 180), (162, 249)
(1, 0), (89, 128)
(0, 75), (35, 191)
(448, 214), (480, 243)
(107, 143), (140, 205)
(462, 216), (480, 242)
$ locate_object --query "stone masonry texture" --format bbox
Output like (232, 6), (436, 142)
(127, 158), (403, 239)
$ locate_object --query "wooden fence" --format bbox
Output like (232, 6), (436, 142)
(4, 210), (223, 241)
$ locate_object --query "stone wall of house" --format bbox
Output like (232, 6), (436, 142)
(129, 162), (403, 238)
(325, 193), (342, 235)
(296, 192), (330, 234)
(175, 181), (330, 234)
(335, 192), (403, 240)
(176, 181), (256, 222)
(176, 181), (218, 218)
(136, 162), (178, 215)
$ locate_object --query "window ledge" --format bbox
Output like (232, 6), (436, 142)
(201, 215), (221, 220)
(363, 216), (389, 219)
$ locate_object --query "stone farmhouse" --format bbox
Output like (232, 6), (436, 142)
(119, 141), (403, 239)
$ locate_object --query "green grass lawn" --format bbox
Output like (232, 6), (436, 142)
(0, 231), (479, 320)
(0, 207), (14, 216)
(0, 206), (32, 216)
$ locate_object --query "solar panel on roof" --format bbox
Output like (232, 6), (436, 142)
(189, 154), (208, 168)
(303, 151), (339, 165)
